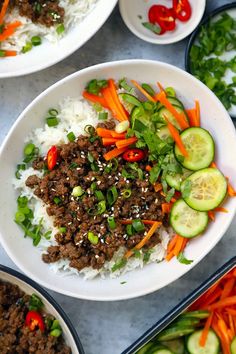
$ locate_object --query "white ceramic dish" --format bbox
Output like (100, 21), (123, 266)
(0, 59), (236, 301)
(119, 0), (206, 44)
(0, 264), (84, 353)
(0, 0), (117, 78)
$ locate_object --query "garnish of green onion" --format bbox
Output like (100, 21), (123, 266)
(107, 216), (116, 230)
(121, 189), (132, 198)
(67, 131), (76, 142)
(59, 227), (66, 234)
(46, 116), (59, 127)
(98, 112), (108, 120)
(95, 190), (105, 201)
(126, 224), (134, 236)
(22, 42), (33, 53)
(48, 108), (58, 116)
(72, 186), (84, 197)
(88, 231), (99, 245)
(53, 197), (61, 205)
(165, 87), (176, 97)
(96, 200), (106, 214)
(84, 125), (95, 136)
(106, 186), (118, 206)
(132, 219), (145, 232)
(31, 36), (42, 46)
(141, 83), (155, 96)
(90, 182), (97, 191)
(24, 143), (35, 156)
(86, 79), (108, 95)
(87, 152), (94, 163)
(142, 22), (161, 34)
(56, 23), (65, 35)
(50, 329), (62, 337)
(15, 211), (26, 223)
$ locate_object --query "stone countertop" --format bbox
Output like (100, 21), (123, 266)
(0, 1), (235, 353)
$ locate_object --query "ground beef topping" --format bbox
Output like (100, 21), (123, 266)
(25, 122), (168, 271)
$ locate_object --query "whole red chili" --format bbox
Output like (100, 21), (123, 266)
(25, 311), (45, 332)
(47, 145), (58, 171)
(123, 148), (145, 162)
(148, 5), (176, 33)
(173, 0), (192, 22)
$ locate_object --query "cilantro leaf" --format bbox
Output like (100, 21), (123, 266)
(177, 252), (193, 265)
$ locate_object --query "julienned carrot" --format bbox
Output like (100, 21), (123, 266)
(186, 108), (199, 127)
(173, 235), (185, 256)
(157, 82), (165, 92)
(108, 79), (128, 121)
(207, 296), (236, 310)
(103, 147), (127, 161)
(208, 211), (215, 221)
(226, 309), (236, 316)
(166, 118), (188, 157)
(102, 87), (126, 122)
(167, 235), (178, 254)
(110, 131), (126, 139)
(125, 222), (162, 258)
(0, 49), (17, 57)
(102, 137), (119, 146)
(96, 127), (113, 138)
(115, 136), (137, 149)
(131, 80), (156, 102)
(212, 318), (230, 354)
(195, 100), (200, 126)
(214, 207), (228, 213)
(0, 0), (10, 24)
(200, 288), (223, 308)
(211, 161), (217, 168)
(220, 278), (235, 299)
(162, 203), (172, 214)
(199, 312), (213, 347)
(83, 91), (109, 109)
(121, 219), (160, 225)
(0, 21), (22, 41)
(227, 178), (236, 197)
(154, 183), (162, 192)
(156, 91), (189, 130)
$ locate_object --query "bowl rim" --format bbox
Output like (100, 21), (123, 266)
(1, 59), (236, 301)
(0, 263), (85, 354)
(185, 2), (236, 118)
(119, 0), (206, 45)
(0, 0), (118, 78)
(121, 256), (236, 354)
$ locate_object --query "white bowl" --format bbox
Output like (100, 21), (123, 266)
(0, 59), (236, 301)
(119, 0), (206, 44)
(0, 0), (117, 78)
(0, 264), (84, 353)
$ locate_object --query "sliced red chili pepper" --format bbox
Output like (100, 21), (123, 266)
(148, 5), (176, 33)
(25, 310), (45, 332)
(148, 5), (166, 35)
(47, 145), (58, 171)
(173, 0), (192, 22)
(123, 148), (145, 162)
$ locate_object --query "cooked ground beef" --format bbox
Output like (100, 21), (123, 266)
(3, 0), (65, 27)
(26, 121), (168, 271)
(0, 280), (71, 354)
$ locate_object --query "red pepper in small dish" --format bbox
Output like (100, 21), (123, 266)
(47, 145), (58, 171)
(123, 148), (145, 162)
(148, 5), (176, 33)
(25, 310), (45, 332)
(173, 0), (192, 22)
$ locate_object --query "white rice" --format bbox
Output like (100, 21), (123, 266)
(13, 96), (172, 279)
(2, 0), (98, 52)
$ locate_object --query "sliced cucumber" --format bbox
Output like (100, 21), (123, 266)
(187, 329), (220, 354)
(137, 342), (154, 354)
(170, 199), (208, 238)
(231, 336), (236, 354)
(156, 126), (173, 142)
(174, 127), (215, 171)
(158, 106), (188, 131)
(172, 318), (201, 328)
(179, 310), (210, 320)
(148, 345), (174, 354)
(181, 168), (227, 211)
(166, 168), (192, 191)
(167, 96), (184, 108)
(160, 339), (185, 354)
(119, 93), (142, 113)
(156, 326), (195, 341)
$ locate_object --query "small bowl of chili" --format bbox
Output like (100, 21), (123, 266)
(119, 0), (206, 45)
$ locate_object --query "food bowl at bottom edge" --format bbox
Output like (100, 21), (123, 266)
(121, 256), (236, 354)
(0, 60), (236, 301)
(0, 264), (84, 354)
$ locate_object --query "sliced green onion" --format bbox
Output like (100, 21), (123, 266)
(59, 227), (66, 234)
(69, 162), (78, 169)
(48, 108), (58, 116)
(67, 131), (76, 142)
(122, 94), (142, 107)
(96, 200), (106, 214)
(165, 87), (176, 97)
(95, 190), (105, 201)
(90, 182), (97, 191)
(72, 186), (84, 197)
(56, 23), (65, 35)
(104, 158), (118, 173)
(142, 22), (161, 35)
(51, 319), (61, 330)
(111, 258), (127, 272)
(141, 83), (155, 96)
(15, 164), (26, 179)
(53, 197), (61, 205)
(50, 329), (62, 337)
(31, 36), (42, 46)
(29, 294), (43, 311)
(44, 230), (52, 240)
(24, 143), (35, 156)
(132, 219), (145, 232)
(22, 42), (33, 53)
(121, 189), (132, 198)
(15, 211), (25, 223)
(93, 102), (103, 112)
(46, 116), (59, 127)
(87, 152), (94, 163)
(108, 216), (116, 230)
(84, 125), (95, 136)
(98, 112), (108, 120)
(88, 231), (99, 245)
(118, 78), (134, 93)
(17, 196), (28, 207)
(86, 79), (108, 95)
(91, 162), (99, 172)
(126, 224), (134, 236)
(115, 120), (130, 133)
(106, 186), (118, 206)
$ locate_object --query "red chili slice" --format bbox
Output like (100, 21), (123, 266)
(25, 311), (45, 332)
(173, 0), (192, 22)
(123, 148), (145, 162)
(47, 145), (58, 171)
(148, 5), (176, 33)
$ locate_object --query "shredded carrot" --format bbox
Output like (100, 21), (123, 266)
(227, 178), (236, 197)
(228, 314), (235, 337)
(199, 312), (213, 347)
(214, 207), (228, 213)
(103, 147), (127, 161)
(115, 136), (138, 149)
(145, 165), (152, 172)
(110, 131), (126, 139)
(0, 49), (17, 57)
(157, 82), (165, 92)
(108, 79), (128, 121)
(102, 137), (119, 146)
(195, 100), (200, 126)
(154, 183), (162, 193)
(207, 296), (236, 310)
(173, 235), (185, 256)
(102, 87), (127, 122)
(161, 203), (172, 214)
(208, 211), (215, 221)
(96, 127), (113, 138)
(186, 108), (199, 127)
(210, 161), (217, 168)
(83, 91), (109, 109)
(0, 0), (10, 24)
(121, 219), (160, 225)
(0, 21), (22, 41)
(220, 278), (235, 299)
(131, 80), (156, 102)
(156, 91), (189, 130)
(167, 235), (179, 254)
(180, 238), (188, 252)
(226, 309), (236, 316)
(125, 222), (162, 258)
(166, 118), (188, 157)
(166, 251), (175, 261)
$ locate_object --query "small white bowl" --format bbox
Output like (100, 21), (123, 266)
(0, 60), (236, 301)
(119, 0), (206, 44)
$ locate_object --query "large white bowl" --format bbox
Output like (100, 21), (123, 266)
(0, 0), (117, 78)
(0, 60), (236, 301)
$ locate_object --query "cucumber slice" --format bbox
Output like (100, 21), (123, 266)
(160, 339), (185, 354)
(187, 329), (220, 354)
(167, 96), (184, 108)
(231, 336), (236, 354)
(158, 106), (188, 131)
(157, 326), (196, 341)
(174, 127), (215, 171)
(179, 310), (210, 320)
(156, 126), (173, 142)
(137, 342), (154, 354)
(170, 199), (208, 238)
(166, 168), (192, 191)
(172, 318), (201, 328)
(119, 93), (141, 113)
(150, 348), (174, 354)
(181, 168), (227, 211)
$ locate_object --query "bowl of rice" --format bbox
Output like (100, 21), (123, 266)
(0, 0), (117, 78)
(0, 59), (236, 301)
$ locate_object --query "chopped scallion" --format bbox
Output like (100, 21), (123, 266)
(88, 231), (99, 245)
(53, 197), (61, 205)
(46, 116), (59, 127)
(132, 219), (145, 232)
(121, 189), (132, 198)
(67, 131), (76, 142)
(72, 186), (84, 197)
(56, 23), (65, 35)
(98, 112), (108, 120)
(106, 186), (118, 206)
(31, 36), (42, 46)
(107, 216), (116, 230)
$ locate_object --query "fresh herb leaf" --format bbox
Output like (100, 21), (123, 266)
(181, 180), (192, 199)
(165, 187), (175, 202)
(150, 165), (161, 184)
(177, 252), (193, 265)
(142, 22), (161, 34)
(29, 294), (44, 311)
(112, 258), (127, 272)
